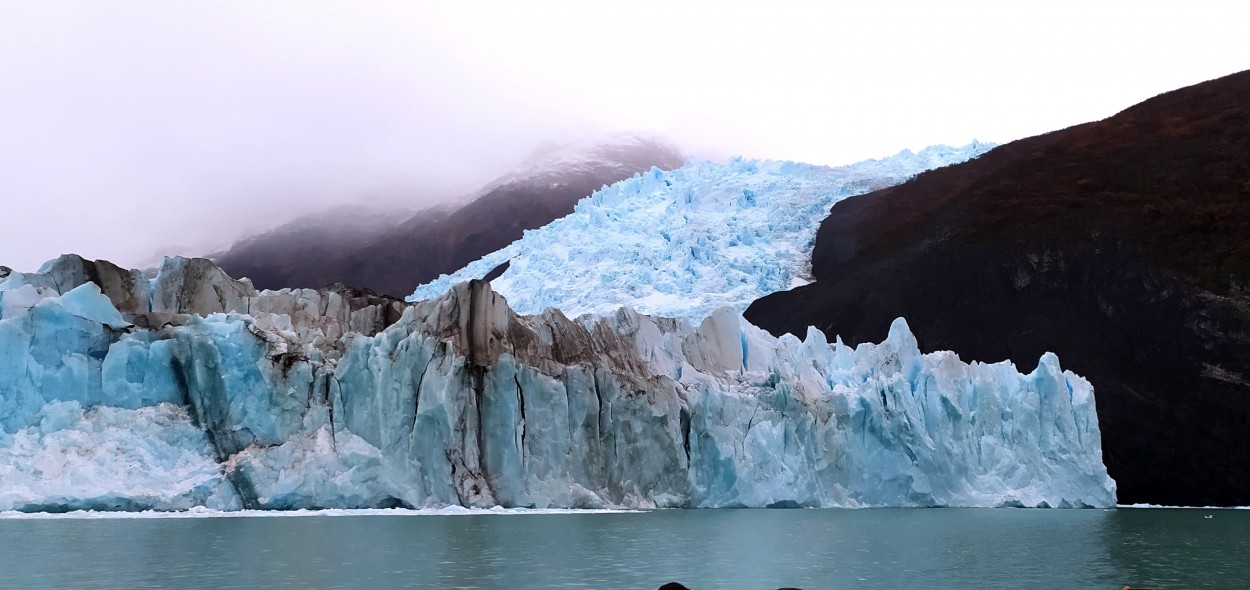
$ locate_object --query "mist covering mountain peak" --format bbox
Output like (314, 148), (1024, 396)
(213, 135), (685, 296)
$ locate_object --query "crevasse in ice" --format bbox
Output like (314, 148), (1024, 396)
(409, 142), (994, 320)
(0, 255), (1115, 511)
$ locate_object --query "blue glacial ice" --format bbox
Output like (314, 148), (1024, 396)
(409, 142), (994, 321)
(0, 256), (1115, 511)
(0, 401), (237, 512)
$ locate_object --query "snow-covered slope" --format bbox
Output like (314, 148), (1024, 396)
(0, 256), (1114, 511)
(409, 142), (994, 320)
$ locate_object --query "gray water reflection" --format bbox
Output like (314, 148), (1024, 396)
(0, 508), (1245, 589)
(1100, 509), (1250, 589)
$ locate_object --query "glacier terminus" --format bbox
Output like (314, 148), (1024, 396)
(0, 252), (1115, 512)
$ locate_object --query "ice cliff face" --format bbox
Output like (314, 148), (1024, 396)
(0, 255), (405, 510)
(0, 256), (1114, 511)
(410, 142), (994, 320)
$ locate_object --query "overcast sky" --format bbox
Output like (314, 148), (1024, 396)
(2, 1), (1247, 272)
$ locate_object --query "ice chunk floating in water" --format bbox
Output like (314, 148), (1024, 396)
(410, 142), (994, 321)
(0, 257), (1115, 511)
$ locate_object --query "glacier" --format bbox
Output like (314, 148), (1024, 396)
(0, 255), (1115, 511)
(409, 142), (994, 320)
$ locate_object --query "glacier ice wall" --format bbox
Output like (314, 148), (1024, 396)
(409, 143), (994, 321)
(0, 256), (1114, 511)
(0, 402), (237, 512)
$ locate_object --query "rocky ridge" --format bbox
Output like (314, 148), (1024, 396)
(746, 70), (1250, 506)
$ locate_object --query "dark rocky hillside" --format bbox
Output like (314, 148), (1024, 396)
(746, 71), (1250, 506)
(215, 136), (684, 297)
(206, 204), (445, 293)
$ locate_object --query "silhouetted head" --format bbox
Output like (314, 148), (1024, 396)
(658, 583), (805, 590)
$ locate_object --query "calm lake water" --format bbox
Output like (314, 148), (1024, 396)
(0, 508), (1245, 589)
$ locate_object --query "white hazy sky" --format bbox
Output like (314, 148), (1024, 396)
(1, 0), (1247, 272)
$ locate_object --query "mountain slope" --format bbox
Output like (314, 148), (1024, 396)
(411, 143), (993, 320)
(746, 70), (1250, 506)
(206, 204), (437, 291)
(214, 136), (684, 296)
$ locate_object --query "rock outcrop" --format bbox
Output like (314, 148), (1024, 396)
(746, 70), (1250, 506)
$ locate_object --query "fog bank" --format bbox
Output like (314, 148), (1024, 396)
(2, 0), (1247, 271)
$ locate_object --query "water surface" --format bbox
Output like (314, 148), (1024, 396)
(1, 508), (1245, 589)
